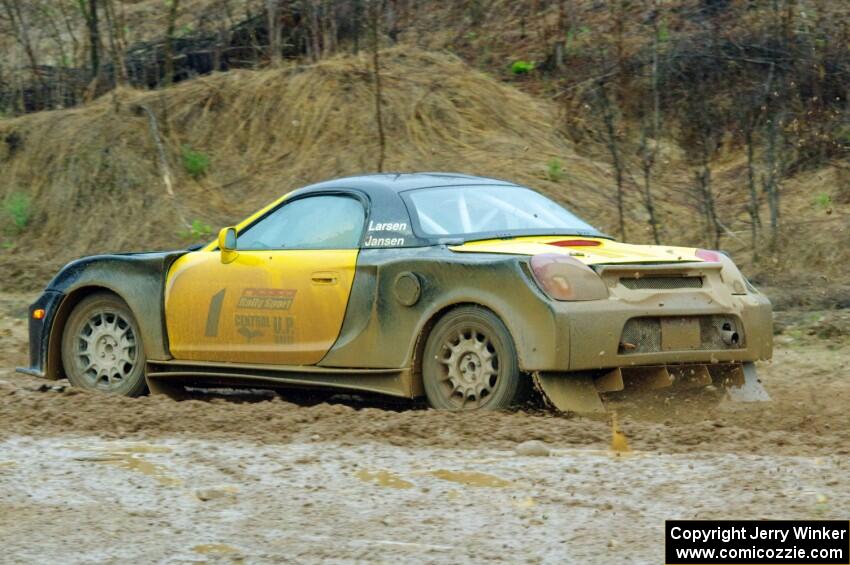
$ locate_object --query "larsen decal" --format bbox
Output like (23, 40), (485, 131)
(368, 220), (408, 231)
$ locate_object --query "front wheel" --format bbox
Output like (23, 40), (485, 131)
(422, 306), (527, 410)
(61, 292), (147, 396)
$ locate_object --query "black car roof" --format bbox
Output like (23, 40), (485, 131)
(278, 172), (605, 247)
(296, 172), (519, 197)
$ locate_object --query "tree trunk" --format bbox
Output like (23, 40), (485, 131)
(640, 127), (660, 244)
(58, 0), (81, 68)
(163, 0), (181, 86)
(744, 124), (761, 257)
(368, 0), (386, 172)
(103, 0), (128, 86)
(697, 149), (722, 250)
(81, 0), (101, 81)
(596, 81), (627, 240)
(2, 0), (42, 93)
(641, 2), (662, 244)
(763, 113), (781, 247)
(352, 0), (362, 54)
(266, 0), (281, 65)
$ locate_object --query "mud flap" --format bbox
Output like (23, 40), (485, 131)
(145, 375), (189, 400)
(724, 362), (770, 402)
(533, 372), (606, 415)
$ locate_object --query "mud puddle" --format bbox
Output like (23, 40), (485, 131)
(1, 436), (848, 564)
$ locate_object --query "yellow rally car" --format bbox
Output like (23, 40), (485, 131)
(18, 173), (772, 412)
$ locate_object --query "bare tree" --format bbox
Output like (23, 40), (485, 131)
(367, 0), (386, 172)
(266, 0), (282, 65)
(37, 3), (70, 69)
(695, 173), (719, 250)
(78, 0), (101, 81)
(638, 0), (662, 244)
(301, 0), (321, 62)
(595, 80), (627, 240)
(103, 0), (128, 85)
(741, 62), (774, 258)
(638, 125), (660, 243)
(552, 0), (568, 70)
(352, 0), (363, 54)
(57, 0), (81, 68)
(163, 0), (181, 86)
(1, 0), (41, 83)
(743, 122), (761, 255)
(762, 112), (784, 248)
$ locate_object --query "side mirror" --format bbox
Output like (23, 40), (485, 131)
(218, 227), (238, 264)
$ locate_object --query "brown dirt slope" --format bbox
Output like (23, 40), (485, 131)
(0, 48), (613, 289)
(0, 47), (847, 294)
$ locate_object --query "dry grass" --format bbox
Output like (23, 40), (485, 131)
(0, 47), (846, 293)
(0, 48), (610, 286)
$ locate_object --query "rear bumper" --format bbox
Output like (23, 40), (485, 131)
(553, 291), (772, 371)
(15, 290), (64, 380)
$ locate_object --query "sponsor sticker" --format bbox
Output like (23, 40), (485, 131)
(237, 288), (297, 311)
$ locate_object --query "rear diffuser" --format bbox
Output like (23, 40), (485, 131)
(534, 361), (769, 415)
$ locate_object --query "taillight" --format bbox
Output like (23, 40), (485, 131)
(695, 249), (721, 262)
(529, 254), (608, 301)
(548, 239), (602, 248)
(696, 249), (749, 294)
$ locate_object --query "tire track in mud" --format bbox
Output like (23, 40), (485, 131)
(1, 291), (848, 458)
(0, 342), (848, 458)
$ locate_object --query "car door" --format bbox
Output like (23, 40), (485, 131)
(164, 193), (366, 365)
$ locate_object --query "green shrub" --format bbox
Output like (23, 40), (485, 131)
(546, 158), (563, 182)
(181, 145), (211, 179)
(657, 20), (670, 42)
(813, 192), (832, 210)
(4, 193), (31, 234)
(176, 24), (194, 37)
(566, 26), (591, 51)
(510, 60), (535, 75)
(178, 219), (214, 241)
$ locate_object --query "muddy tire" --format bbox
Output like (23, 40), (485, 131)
(61, 292), (147, 396)
(422, 306), (527, 410)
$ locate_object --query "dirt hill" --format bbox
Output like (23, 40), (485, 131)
(0, 47), (847, 301)
(0, 48), (606, 287)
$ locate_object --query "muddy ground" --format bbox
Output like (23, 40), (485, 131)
(0, 292), (848, 563)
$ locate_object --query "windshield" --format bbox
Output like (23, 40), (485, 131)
(404, 185), (601, 238)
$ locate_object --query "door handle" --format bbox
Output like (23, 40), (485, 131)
(311, 271), (339, 285)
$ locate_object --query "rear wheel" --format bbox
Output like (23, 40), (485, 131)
(61, 292), (147, 396)
(422, 306), (526, 410)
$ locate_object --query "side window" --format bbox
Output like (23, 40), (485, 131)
(237, 195), (365, 250)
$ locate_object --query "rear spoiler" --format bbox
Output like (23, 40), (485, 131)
(593, 261), (722, 276)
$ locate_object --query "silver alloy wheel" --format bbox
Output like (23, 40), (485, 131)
(74, 310), (139, 391)
(436, 328), (500, 409)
